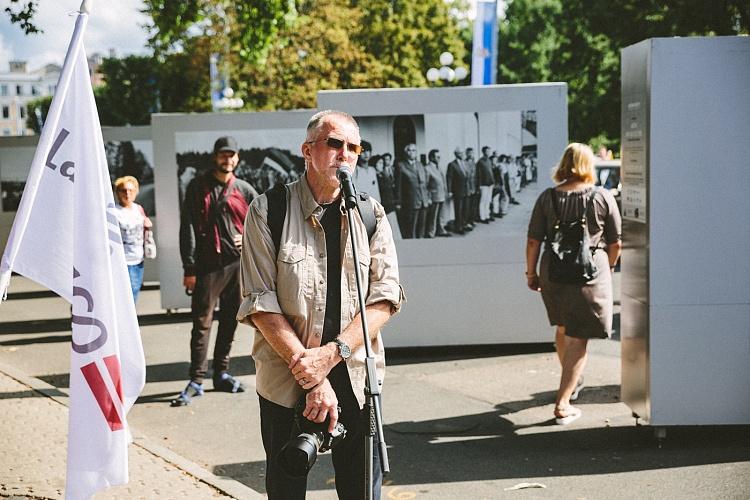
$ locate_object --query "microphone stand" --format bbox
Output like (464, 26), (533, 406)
(339, 169), (389, 500)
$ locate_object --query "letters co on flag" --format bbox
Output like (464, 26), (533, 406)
(0, 3), (145, 498)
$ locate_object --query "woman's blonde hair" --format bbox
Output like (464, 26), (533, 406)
(552, 143), (596, 184)
(114, 176), (139, 194)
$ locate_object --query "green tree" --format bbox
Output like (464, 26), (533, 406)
(24, 95), (52, 134)
(157, 38), (215, 113)
(95, 56), (161, 126)
(142, 0), (293, 65)
(499, 0), (749, 148)
(5, 0), (40, 34)
(241, 0), (469, 109)
(355, 0), (468, 87)
(242, 0), (387, 109)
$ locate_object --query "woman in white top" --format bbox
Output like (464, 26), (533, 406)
(114, 176), (152, 303)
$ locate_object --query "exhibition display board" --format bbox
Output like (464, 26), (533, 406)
(153, 84), (569, 347)
(620, 37), (750, 425)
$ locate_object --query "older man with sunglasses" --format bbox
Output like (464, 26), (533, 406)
(238, 110), (404, 499)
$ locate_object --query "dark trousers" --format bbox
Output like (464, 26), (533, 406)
(399, 206), (427, 239)
(189, 259), (241, 384)
(452, 195), (465, 232)
(259, 364), (382, 500)
(472, 192), (481, 221)
(424, 201), (444, 237)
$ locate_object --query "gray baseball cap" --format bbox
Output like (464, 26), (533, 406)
(213, 136), (239, 154)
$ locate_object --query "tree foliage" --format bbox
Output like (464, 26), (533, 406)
(354, 0), (468, 88)
(24, 95), (52, 134)
(241, 0), (469, 109)
(499, 0), (749, 148)
(5, 0), (40, 34)
(95, 56), (161, 126)
(241, 0), (386, 109)
(142, 0), (293, 65)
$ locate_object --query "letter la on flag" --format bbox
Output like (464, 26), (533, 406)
(0, 7), (146, 500)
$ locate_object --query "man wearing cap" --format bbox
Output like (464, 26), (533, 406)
(173, 136), (259, 406)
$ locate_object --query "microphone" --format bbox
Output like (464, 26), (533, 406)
(336, 165), (358, 209)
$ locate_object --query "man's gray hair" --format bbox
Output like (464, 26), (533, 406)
(306, 110), (359, 140)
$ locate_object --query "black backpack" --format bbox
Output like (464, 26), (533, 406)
(547, 188), (600, 284)
(265, 183), (377, 255)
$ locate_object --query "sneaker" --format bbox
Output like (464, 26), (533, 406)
(171, 381), (204, 407)
(214, 372), (245, 393)
(570, 376), (585, 402)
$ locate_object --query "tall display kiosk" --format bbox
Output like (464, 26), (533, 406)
(620, 37), (750, 430)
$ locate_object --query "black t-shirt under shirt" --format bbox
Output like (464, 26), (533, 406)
(319, 203), (359, 422)
(320, 203), (342, 344)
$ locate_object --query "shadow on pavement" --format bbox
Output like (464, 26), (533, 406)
(387, 343), (556, 365)
(0, 388), (68, 400)
(0, 333), (71, 345)
(39, 355), (257, 390)
(0, 311), (192, 336)
(215, 414), (750, 492)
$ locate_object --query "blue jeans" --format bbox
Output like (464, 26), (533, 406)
(127, 261), (144, 304)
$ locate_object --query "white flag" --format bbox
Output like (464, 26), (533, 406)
(0, 7), (145, 499)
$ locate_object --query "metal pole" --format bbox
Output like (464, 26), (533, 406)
(343, 193), (389, 500)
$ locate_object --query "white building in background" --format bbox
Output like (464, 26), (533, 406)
(0, 61), (61, 136)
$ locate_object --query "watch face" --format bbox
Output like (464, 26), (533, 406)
(338, 341), (351, 359)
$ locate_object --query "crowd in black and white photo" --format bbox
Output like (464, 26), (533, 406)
(352, 141), (538, 239)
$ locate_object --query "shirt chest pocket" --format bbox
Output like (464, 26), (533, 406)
(276, 243), (309, 302)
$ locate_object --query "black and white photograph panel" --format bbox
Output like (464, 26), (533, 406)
(0, 144), (35, 213)
(105, 140), (155, 215)
(351, 110), (540, 240)
(174, 128), (305, 210)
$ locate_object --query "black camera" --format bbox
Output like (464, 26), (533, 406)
(277, 395), (347, 477)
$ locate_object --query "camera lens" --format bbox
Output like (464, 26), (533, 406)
(278, 433), (320, 478)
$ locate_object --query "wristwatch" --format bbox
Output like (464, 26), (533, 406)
(332, 338), (352, 360)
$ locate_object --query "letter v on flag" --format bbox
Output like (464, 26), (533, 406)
(0, 3), (146, 499)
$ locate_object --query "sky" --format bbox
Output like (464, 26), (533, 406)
(0, 0), (504, 73)
(0, 0), (151, 71)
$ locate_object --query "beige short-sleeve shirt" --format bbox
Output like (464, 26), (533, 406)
(237, 176), (404, 408)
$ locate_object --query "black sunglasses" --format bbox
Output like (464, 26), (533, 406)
(307, 137), (363, 155)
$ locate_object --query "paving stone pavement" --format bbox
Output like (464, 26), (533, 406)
(0, 368), (251, 499)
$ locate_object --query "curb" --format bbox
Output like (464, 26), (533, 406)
(0, 360), (264, 500)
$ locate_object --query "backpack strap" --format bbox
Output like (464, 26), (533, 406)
(265, 183), (287, 256)
(265, 184), (377, 258)
(356, 192), (377, 241)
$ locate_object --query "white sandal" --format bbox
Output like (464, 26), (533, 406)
(554, 406), (582, 425)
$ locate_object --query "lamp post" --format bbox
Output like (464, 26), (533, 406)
(426, 51), (468, 85)
(210, 53), (244, 111)
(209, 4), (244, 112)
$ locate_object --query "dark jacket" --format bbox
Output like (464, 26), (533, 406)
(396, 160), (430, 210)
(446, 159), (468, 198)
(180, 171), (257, 276)
(477, 157), (495, 187)
(377, 169), (397, 213)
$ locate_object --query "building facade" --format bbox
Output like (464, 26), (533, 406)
(0, 61), (61, 136)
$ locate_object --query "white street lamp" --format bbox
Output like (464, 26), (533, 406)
(426, 51), (468, 86)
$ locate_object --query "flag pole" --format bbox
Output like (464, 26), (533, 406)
(0, 1), (92, 298)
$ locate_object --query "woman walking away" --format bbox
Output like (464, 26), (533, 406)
(114, 176), (154, 304)
(525, 143), (622, 424)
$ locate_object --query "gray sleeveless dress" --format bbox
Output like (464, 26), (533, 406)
(527, 186), (622, 338)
